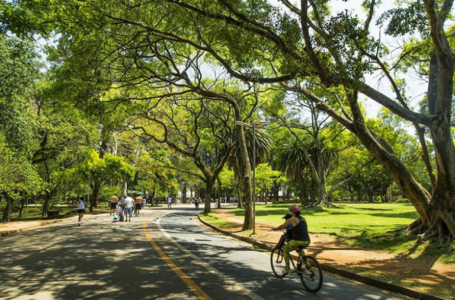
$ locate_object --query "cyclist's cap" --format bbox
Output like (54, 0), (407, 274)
(282, 213), (292, 220)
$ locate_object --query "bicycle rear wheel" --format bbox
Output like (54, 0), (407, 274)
(270, 247), (286, 278)
(299, 255), (323, 293)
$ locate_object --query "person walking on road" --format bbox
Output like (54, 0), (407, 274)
(124, 194), (134, 222)
(194, 197), (199, 209)
(76, 197), (86, 226)
(109, 194), (118, 216)
(167, 196), (172, 209)
(134, 193), (143, 217)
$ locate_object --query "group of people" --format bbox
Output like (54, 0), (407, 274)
(109, 192), (145, 222)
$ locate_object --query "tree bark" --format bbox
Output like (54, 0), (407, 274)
(346, 91), (432, 222)
(91, 184), (100, 213)
(18, 198), (25, 218)
(204, 181), (214, 213)
(2, 193), (13, 222)
(237, 125), (253, 230)
(182, 183), (187, 203)
(42, 193), (51, 217)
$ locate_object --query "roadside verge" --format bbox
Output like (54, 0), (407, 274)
(197, 214), (448, 300)
(0, 219), (63, 237)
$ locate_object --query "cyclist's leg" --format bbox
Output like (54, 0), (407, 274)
(284, 240), (311, 272)
(298, 241), (310, 256)
(283, 240), (299, 273)
(283, 243), (292, 274)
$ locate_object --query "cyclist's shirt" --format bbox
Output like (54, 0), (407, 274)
(292, 216), (310, 242)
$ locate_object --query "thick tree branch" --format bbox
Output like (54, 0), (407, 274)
(359, 83), (439, 126)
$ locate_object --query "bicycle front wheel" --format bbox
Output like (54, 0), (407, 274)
(270, 247), (286, 279)
(299, 255), (323, 293)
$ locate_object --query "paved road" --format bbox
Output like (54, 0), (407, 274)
(0, 206), (403, 300)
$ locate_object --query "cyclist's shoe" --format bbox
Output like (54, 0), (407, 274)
(282, 269), (293, 276)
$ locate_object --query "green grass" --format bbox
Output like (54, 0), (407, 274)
(200, 213), (236, 230)
(228, 202), (454, 265)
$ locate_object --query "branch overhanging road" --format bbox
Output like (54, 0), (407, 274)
(0, 205), (403, 300)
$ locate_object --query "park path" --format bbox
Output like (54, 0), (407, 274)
(0, 206), (403, 299)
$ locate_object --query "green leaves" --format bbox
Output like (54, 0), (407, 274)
(80, 149), (135, 185)
(377, 1), (428, 37)
(0, 35), (39, 155)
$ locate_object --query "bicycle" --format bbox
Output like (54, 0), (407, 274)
(270, 229), (323, 293)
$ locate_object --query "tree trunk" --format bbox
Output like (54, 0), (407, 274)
(217, 180), (222, 209)
(19, 198), (25, 218)
(91, 184), (100, 213)
(237, 125), (253, 230)
(425, 58), (455, 240)
(369, 193), (374, 203)
(182, 183), (187, 203)
(2, 194), (13, 222)
(236, 175), (244, 208)
(204, 181), (214, 213)
(42, 193), (51, 217)
(345, 91), (437, 229)
(150, 189), (156, 206)
(273, 182), (279, 203)
(237, 196), (243, 208)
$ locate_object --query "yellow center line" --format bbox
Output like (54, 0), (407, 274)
(142, 214), (212, 300)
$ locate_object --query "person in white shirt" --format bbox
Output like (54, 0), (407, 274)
(124, 194), (134, 222)
(167, 196), (172, 209)
(76, 197), (85, 226)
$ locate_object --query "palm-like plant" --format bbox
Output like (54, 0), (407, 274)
(227, 127), (272, 207)
(274, 134), (338, 205)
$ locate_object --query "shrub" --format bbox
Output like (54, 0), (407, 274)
(395, 198), (410, 203)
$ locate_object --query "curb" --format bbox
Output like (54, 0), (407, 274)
(0, 211), (109, 238)
(0, 220), (62, 238)
(197, 214), (448, 300)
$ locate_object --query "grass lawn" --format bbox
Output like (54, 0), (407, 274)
(226, 202), (454, 265)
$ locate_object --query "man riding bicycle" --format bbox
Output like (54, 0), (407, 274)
(273, 205), (310, 275)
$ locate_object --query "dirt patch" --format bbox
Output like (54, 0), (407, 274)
(0, 212), (106, 237)
(211, 209), (455, 299)
(0, 220), (62, 236)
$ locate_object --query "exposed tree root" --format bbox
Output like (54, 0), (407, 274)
(412, 215), (455, 246)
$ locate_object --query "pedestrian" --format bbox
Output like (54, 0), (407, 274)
(134, 193), (143, 217)
(117, 205), (124, 222)
(167, 195), (172, 209)
(124, 193), (134, 222)
(109, 194), (118, 216)
(142, 196), (147, 209)
(76, 196), (85, 226)
(195, 197), (199, 209)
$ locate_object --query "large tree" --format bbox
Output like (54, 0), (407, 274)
(6, 0), (455, 240)
(133, 93), (235, 213)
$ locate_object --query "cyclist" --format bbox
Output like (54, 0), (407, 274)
(273, 205), (310, 275)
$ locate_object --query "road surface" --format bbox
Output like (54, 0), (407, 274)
(0, 206), (403, 299)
